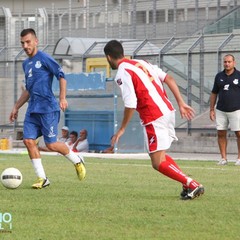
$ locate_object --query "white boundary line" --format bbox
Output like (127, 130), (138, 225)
(86, 162), (240, 171)
(1, 149), (239, 171)
(0, 148), (238, 162)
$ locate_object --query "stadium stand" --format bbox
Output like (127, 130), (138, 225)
(0, 0), (240, 153)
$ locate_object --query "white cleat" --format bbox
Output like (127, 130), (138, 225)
(217, 159), (227, 165)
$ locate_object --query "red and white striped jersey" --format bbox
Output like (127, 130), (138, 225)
(115, 58), (175, 125)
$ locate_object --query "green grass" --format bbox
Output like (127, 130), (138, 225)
(0, 153), (239, 240)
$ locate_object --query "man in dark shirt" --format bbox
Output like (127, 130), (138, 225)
(210, 54), (240, 165)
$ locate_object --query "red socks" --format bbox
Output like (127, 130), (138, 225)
(165, 154), (181, 170)
(159, 155), (200, 189)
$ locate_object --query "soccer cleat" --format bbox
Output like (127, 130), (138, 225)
(180, 186), (189, 198)
(181, 185), (204, 200)
(78, 155), (85, 164)
(75, 162), (86, 181)
(32, 177), (50, 189)
(217, 159), (227, 165)
(235, 159), (240, 166)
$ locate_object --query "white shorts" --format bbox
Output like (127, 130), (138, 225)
(143, 111), (178, 153)
(216, 109), (240, 131)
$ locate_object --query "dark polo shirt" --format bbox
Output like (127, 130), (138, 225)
(212, 68), (240, 112)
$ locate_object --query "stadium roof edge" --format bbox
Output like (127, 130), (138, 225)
(53, 37), (161, 59)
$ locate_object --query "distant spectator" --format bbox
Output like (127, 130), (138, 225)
(58, 126), (70, 142)
(38, 126), (70, 152)
(66, 131), (78, 150)
(72, 129), (89, 152)
(210, 54), (240, 166)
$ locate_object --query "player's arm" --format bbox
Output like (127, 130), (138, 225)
(59, 77), (68, 112)
(46, 55), (68, 111)
(209, 92), (217, 121)
(164, 74), (195, 120)
(71, 140), (79, 152)
(9, 89), (30, 122)
(72, 136), (83, 152)
(112, 69), (137, 146)
(111, 107), (135, 146)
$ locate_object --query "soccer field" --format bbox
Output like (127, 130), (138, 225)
(0, 153), (239, 240)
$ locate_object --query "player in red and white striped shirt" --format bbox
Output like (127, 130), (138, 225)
(104, 40), (204, 200)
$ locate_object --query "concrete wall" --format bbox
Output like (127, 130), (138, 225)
(171, 132), (238, 155)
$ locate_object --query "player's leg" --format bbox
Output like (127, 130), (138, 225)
(150, 151), (201, 191)
(228, 110), (240, 165)
(144, 112), (204, 200)
(42, 112), (86, 180)
(165, 154), (181, 170)
(23, 113), (50, 189)
(234, 131), (240, 165)
(165, 154), (193, 196)
(150, 151), (203, 199)
(217, 130), (227, 162)
(150, 151), (187, 181)
(45, 141), (86, 180)
(216, 110), (228, 165)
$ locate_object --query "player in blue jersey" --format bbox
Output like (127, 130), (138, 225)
(9, 28), (86, 188)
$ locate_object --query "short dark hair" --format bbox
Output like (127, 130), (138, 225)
(104, 40), (124, 59)
(20, 28), (37, 37)
(70, 131), (78, 138)
(224, 54), (235, 61)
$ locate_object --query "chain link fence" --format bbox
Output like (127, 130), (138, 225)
(0, 0), (240, 151)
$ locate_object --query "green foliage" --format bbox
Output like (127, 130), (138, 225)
(0, 154), (239, 240)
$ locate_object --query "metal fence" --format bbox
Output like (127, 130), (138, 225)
(1, 0), (240, 152)
(0, 0), (239, 48)
(1, 31), (240, 152)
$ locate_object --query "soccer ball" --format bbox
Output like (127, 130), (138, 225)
(1, 168), (23, 189)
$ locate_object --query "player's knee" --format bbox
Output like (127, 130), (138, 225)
(151, 160), (160, 171)
(150, 154), (165, 170)
(217, 130), (227, 138)
(46, 143), (56, 151)
(234, 131), (240, 138)
(23, 138), (35, 148)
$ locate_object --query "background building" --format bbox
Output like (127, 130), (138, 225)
(0, 0), (240, 152)
(0, 0), (239, 46)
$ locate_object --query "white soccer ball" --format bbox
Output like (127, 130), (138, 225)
(1, 168), (23, 189)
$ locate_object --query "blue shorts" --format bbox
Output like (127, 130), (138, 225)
(23, 111), (60, 144)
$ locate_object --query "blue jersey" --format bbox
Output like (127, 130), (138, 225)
(23, 50), (65, 114)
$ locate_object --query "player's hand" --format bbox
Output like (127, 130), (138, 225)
(59, 98), (68, 112)
(9, 108), (18, 123)
(179, 104), (195, 120)
(210, 110), (215, 121)
(111, 129), (125, 146)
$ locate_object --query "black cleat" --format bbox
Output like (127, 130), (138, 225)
(180, 187), (189, 198)
(181, 185), (204, 200)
